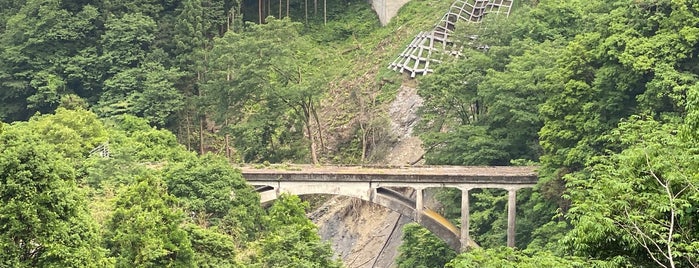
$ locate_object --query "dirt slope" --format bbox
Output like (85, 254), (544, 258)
(311, 84), (424, 267)
(384, 85), (425, 166)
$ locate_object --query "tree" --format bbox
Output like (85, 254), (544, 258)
(244, 194), (341, 267)
(0, 121), (110, 267)
(163, 153), (264, 239)
(97, 62), (184, 126)
(82, 114), (193, 189)
(103, 0), (164, 18)
(446, 247), (607, 268)
(204, 17), (328, 163)
(0, 0), (100, 121)
(24, 108), (107, 162)
(539, 0), (699, 183)
(564, 117), (699, 267)
(416, 31), (558, 167)
(184, 224), (238, 267)
(417, 51), (492, 130)
(412, 12), (565, 262)
(99, 13), (158, 74)
(416, 50), (510, 165)
(0, 0), (24, 31)
(476, 40), (561, 163)
(396, 223), (456, 268)
(105, 174), (194, 267)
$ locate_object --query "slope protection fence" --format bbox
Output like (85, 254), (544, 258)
(389, 0), (513, 77)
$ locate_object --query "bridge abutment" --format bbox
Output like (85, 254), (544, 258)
(370, 0), (411, 25)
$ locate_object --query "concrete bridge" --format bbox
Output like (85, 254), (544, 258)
(240, 165), (537, 252)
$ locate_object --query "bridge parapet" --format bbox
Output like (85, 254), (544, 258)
(241, 165), (536, 183)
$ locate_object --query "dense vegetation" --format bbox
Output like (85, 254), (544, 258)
(400, 0), (699, 267)
(0, 0), (398, 164)
(0, 109), (341, 267)
(3, 0), (699, 267)
(0, 0), (427, 265)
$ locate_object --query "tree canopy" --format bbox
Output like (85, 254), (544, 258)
(402, 0), (699, 266)
(0, 108), (340, 267)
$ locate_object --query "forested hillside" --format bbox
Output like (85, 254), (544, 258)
(0, 0), (401, 164)
(2, 0), (699, 267)
(399, 0), (699, 267)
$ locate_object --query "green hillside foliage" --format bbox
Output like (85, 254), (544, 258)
(397, 223), (457, 268)
(0, 0), (450, 163)
(0, 117), (111, 267)
(3, 0), (699, 266)
(0, 108), (339, 266)
(406, 0), (699, 267)
(445, 247), (619, 268)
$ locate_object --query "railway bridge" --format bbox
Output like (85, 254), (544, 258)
(240, 165), (537, 252)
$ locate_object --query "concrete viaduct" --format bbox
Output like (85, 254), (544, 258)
(240, 165), (538, 252)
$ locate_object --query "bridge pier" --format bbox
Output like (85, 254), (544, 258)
(460, 187), (520, 251)
(507, 188), (517, 247)
(415, 187), (424, 223)
(460, 188), (470, 252)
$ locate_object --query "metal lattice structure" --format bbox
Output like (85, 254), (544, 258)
(389, 0), (513, 77)
(89, 142), (110, 158)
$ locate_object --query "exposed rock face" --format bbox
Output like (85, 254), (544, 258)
(312, 85), (424, 267)
(312, 197), (411, 268)
(385, 85), (425, 166)
(388, 85), (423, 139)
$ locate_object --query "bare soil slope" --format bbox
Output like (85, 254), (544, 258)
(312, 85), (424, 267)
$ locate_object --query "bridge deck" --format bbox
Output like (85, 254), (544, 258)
(240, 165), (537, 185)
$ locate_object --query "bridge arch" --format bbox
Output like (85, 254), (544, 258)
(252, 183), (464, 250)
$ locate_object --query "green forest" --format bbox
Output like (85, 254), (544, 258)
(2, 0), (699, 267)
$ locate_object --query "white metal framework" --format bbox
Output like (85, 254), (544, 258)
(389, 0), (513, 77)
